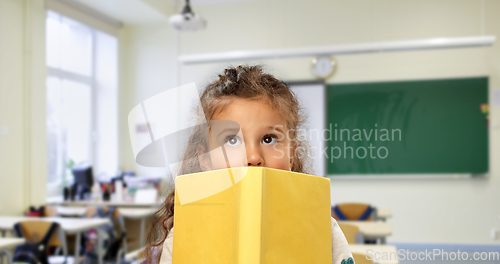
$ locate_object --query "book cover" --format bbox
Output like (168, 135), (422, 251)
(173, 167), (332, 263)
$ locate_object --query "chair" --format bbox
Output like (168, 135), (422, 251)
(13, 220), (69, 264)
(332, 203), (377, 221)
(85, 207), (134, 263)
(25, 206), (45, 217)
(25, 206), (58, 218)
(337, 222), (363, 244)
(44, 206), (59, 217)
(352, 252), (374, 264)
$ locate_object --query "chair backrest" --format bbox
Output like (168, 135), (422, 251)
(84, 207), (98, 218)
(85, 206), (126, 261)
(352, 252), (374, 264)
(332, 203), (374, 221)
(85, 207), (124, 234)
(43, 206), (58, 217)
(106, 207), (125, 236)
(14, 221), (62, 264)
(337, 222), (362, 244)
(15, 221), (63, 248)
(137, 249), (145, 260)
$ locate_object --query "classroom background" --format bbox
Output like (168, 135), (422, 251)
(0, 0), (499, 263)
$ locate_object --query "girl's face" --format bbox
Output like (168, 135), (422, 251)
(200, 98), (297, 172)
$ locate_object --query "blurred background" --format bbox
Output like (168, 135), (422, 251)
(0, 0), (499, 263)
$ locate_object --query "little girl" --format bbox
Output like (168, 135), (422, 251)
(143, 65), (353, 264)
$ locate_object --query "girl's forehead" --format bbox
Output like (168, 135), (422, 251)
(211, 98), (287, 130)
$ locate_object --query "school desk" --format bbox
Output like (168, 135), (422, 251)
(0, 216), (109, 264)
(119, 208), (156, 248)
(54, 206), (155, 248)
(349, 245), (399, 264)
(0, 238), (25, 264)
(124, 247), (144, 262)
(54, 200), (160, 208)
(376, 208), (392, 221)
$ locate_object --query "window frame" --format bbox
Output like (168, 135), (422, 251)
(46, 10), (117, 196)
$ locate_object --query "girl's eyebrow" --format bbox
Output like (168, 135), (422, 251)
(267, 126), (285, 133)
(215, 127), (240, 135)
(214, 128), (241, 141)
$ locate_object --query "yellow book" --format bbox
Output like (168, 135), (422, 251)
(173, 167), (332, 264)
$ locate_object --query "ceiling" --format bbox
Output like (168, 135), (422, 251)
(166, 0), (260, 6)
(65, 0), (260, 25)
(67, 0), (173, 24)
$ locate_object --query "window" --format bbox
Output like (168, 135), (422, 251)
(46, 10), (118, 196)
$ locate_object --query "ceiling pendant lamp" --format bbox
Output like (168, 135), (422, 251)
(169, 0), (206, 31)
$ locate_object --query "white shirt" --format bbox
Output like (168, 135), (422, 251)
(160, 217), (353, 264)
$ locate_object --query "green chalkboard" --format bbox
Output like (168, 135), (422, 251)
(326, 77), (489, 175)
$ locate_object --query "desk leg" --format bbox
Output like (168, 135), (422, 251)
(74, 232), (81, 264)
(0, 249), (12, 264)
(140, 218), (146, 248)
(97, 229), (103, 264)
(59, 229), (68, 264)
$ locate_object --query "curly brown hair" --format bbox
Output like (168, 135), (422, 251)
(143, 65), (311, 263)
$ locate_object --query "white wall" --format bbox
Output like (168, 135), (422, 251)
(172, 0), (500, 245)
(118, 0), (500, 245)
(0, 0), (48, 215)
(119, 24), (178, 178)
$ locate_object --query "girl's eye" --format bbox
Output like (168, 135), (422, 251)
(225, 136), (242, 146)
(262, 135), (277, 145)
